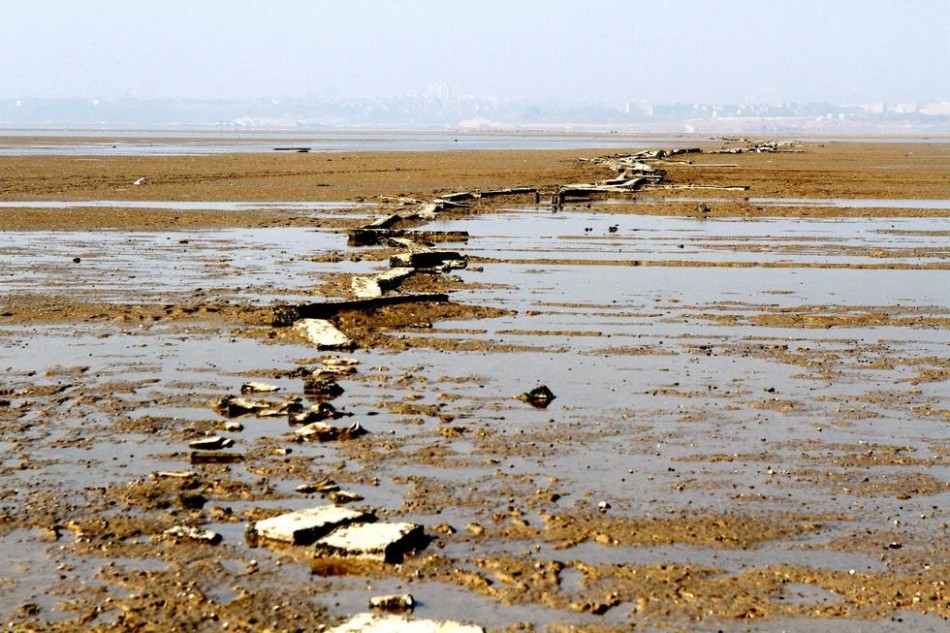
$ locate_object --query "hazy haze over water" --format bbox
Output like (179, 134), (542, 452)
(1, 0), (947, 104)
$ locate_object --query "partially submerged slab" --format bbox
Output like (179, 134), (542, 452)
(294, 318), (352, 349)
(328, 613), (483, 633)
(313, 521), (425, 563)
(253, 505), (374, 545)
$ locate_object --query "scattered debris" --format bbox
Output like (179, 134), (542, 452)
(162, 525), (222, 545)
(328, 613), (483, 633)
(369, 593), (415, 613)
(289, 401), (340, 425)
(241, 381), (280, 394)
(518, 385), (556, 408)
(313, 521), (427, 563)
(295, 477), (340, 494)
(295, 319), (353, 349)
(322, 355), (360, 371)
(251, 505), (374, 545)
(709, 140), (799, 154)
(213, 395), (272, 418)
(303, 377), (344, 400)
(154, 471), (196, 480)
(294, 421), (367, 443)
(188, 436), (234, 451)
(328, 490), (364, 504)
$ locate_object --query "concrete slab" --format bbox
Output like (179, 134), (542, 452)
(294, 319), (352, 349)
(253, 505), (373, 545)
(328, 613), (483, 633)
(313, 521), (425, 563)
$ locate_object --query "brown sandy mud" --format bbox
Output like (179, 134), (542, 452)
(1, 136), (948, 632)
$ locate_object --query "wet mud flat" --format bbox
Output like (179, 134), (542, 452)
(1, 140), (949, 632)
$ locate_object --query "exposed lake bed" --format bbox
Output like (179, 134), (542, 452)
(1, 137), (948, 631)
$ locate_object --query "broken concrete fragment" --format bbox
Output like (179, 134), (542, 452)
(295, 421), (367, 443)
(322, 355), (359, 369)
(252, 505), (373, 545)
(294, 319), (352, 349)
(352, 267), (415, 299)
(188, 436), (234, 451)
(241, 381), (280, 394)
(222, 421), (244, 432)
(162, 525), (222, 544)
(352, 276), (383, 300)
(303, 377), (344, 400)
(328, 490), (364, 504)
(213, 395), (275, 418)
(518, 385), (556, 408)
(366, 214), (401, 229)
(259, 400), (303, 417)
(154, 471), (196, 480)
(390, 251), (465, 269)
(313, 521), (426, 563)
(328, 613), (483, 633)
(414, 202), (439, 220)
(438, 191), (476, 203)
(295, 477), (340, 494)
(289, 401), (339, 425)
(478, 186), (537, 198)
(294, 422), (335, 442)
(369, 593), (415, 613)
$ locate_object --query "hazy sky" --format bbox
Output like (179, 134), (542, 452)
(1, 0), (947, 104)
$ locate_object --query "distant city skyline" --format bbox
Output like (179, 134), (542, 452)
(1, 1), (947, 105)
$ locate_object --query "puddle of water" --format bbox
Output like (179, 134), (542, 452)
(0, 226), (372, 303)
(596, 196), (950, 210)
(0, 130), (722, 156)
(433, 210), (950, 267)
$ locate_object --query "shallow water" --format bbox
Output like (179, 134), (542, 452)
(2, 203), (948, 630)
(0, 130), (706, 156)
(0, 226), (367, 303)
(602, 196), (950, 210)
